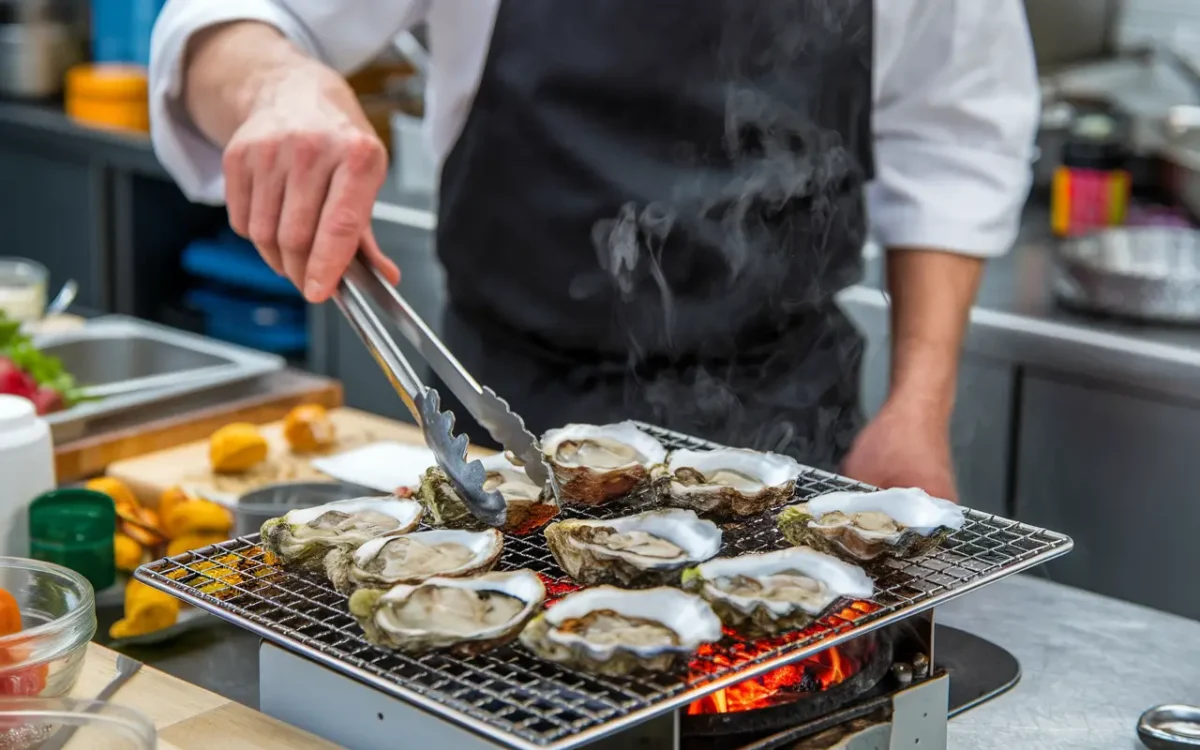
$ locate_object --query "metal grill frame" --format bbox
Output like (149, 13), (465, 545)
(135, 424), (1072, 750)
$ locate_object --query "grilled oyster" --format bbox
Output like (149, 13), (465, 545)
(349, 570), (545, 656)
(544, 509), (722, 588)
(519, 585), (722, 676)
(777, 488), (966, 565)
(324, 529), (504, 594)
(260, 497), (423, 573)
(655, 448), (802, 517)
(681, 546), (874, 637)
(416, 453), (559, 535)
(541, 422), (667, 505)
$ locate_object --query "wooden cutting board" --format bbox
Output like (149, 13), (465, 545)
(105, 408), (425, 505)
(69, 643), (338, 749)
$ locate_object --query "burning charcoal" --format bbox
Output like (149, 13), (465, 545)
(798, 669), (822, 694)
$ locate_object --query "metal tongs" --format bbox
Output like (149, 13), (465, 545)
(332, 256), (557, 528)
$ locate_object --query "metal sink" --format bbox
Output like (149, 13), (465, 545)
(34, 316), (285, 441)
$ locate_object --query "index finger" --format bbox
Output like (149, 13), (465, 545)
(303, 152), (386, 302)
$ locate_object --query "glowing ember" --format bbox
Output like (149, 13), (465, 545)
(687, 600), (882, 716)
(537, 574), (581, 601)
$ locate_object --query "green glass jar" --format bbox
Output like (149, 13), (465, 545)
(29, 489), (115, 592)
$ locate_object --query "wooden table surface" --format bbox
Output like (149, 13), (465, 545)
(69, 643), (339, 749)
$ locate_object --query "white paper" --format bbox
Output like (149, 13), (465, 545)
(311, 441), (436, 493)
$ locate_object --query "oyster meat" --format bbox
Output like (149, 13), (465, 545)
(541, 422), (667, 505)
(777, 487), (966, 564)
(681, 546), (874, 637)
(349, 570), (545, 656)
(519, 585), (722, 676)
(260, 497), (423, 572)
(324, 528), (504, 594)
(655, 448), (802, 517)
(544, 508), (722, 588)
(417, 453), (559, 534)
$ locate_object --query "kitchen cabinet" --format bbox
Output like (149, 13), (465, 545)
(859, 336), (1015, 517)
(310, 219), (446, 423)
(0, 147), (108, 310)
(1014, 370), (1200, 621)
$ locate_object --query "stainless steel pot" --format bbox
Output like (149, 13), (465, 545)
(0, 0), (85, 99)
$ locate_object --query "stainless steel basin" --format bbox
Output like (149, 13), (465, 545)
(34, 316), (285, 441)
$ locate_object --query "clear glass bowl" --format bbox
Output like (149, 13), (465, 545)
(0, 698), (155, 750)
(0, 558), (96, 699)
(0, 259), (47, 323)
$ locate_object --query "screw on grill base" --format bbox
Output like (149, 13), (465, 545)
(912, 653), (930, 679)
(891, 663), (914, 687)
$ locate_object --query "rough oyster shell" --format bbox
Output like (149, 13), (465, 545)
(777, 488), (965, 564)
(348, 570), (545, 656)
(518, 585), (722, 676)
(541, 422), (667, 505)
(544, 509), (722, 588)
(681, 546), (874, 637)
(324, 528), (504, 594)
(416, 453), (559, 534)
(655, 448), (802, 517)
(260, 497), (423, 572)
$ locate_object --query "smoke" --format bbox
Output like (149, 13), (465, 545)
(587, 0), (870, 466)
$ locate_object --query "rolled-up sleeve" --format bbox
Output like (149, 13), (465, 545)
(868, 0), (1040, 257)
(149, 0), (429, 204)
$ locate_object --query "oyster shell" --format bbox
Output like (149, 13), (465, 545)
(260, 497), (423, 572)
(681, 546), (874, 637)
(348, 570), (545, 656)
(541, 422), (667, 505)
(416, 453), (559, 534)
(324, 528), (504, 594)
(519, 585), (722, 676)
(777, 488), (965, 564)
(655, 448), (802, 517)
(544, 509), (722, 588)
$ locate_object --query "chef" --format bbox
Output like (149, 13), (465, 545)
(149, 1), (1038, 502)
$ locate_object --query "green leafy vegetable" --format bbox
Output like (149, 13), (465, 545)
(0, 311), (85, 406)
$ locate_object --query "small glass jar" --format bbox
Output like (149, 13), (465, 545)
(0, 260), (47, 324)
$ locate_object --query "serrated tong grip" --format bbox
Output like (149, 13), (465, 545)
(332, 257), (508, 528)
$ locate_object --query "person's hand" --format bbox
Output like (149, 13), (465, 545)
(222, 57), (399, 302)
(841, 399), (958, 502)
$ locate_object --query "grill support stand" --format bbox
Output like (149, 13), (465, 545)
(259, 612), (948, 750)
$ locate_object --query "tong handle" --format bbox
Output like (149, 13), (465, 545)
(333, 263), (428, 425)
(341, 256), (486, 397)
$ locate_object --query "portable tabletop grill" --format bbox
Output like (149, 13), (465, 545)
(134, 424), (1073, 750)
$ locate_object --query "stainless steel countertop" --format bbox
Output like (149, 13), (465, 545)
(940, 574), (1200, 750)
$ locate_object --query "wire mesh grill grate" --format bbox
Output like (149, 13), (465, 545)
(136, 423), (1072, 750)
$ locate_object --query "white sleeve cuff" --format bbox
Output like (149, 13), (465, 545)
(149, 0), (320, 205)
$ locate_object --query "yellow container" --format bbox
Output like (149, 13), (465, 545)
(65, 65), (150, 134)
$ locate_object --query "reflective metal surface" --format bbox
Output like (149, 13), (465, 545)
(1139, 705), (1200, 749)
(136, 424), (1073, 750)
(1053, 227), (1200, 322)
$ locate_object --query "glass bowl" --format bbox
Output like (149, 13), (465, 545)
(0, 558), (95, 699)
(0, 698), (154, 750)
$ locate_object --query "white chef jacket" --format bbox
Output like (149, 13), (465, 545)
(149, 0), (1040, 257)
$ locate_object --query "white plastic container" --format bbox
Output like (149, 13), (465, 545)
(0, 395), (54, 557)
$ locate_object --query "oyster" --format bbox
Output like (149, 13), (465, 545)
(541, 422), (667, 505)
(777, 488), (966, 564)
(260, 497), (423, 573)
(544, 509), (722, 588)
(416, 453), (559, 534)
(655, 448), (802, 517)
(519, 585), (722, 676)
(324, 528), (504, 594)
(681, 546), (874, 637)
(349, 570), (545, 656)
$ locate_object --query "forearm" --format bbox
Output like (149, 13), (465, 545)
(884, 249), (984, 425)
(183, 21), (306, 147)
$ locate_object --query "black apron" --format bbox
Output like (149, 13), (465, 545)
(435, 0), (874, 471)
